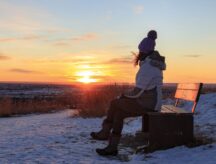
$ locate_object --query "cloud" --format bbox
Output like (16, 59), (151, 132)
(0, 35), (44, 43)
(54, 42), (70, 47)
(184, 55), (202, 58)
(0, 1), (70, 34)
(0, 33), (97, 44)
(105, 57), (132, 64)
(30, 57), (101, 68)
(0, 1), (46, 33)
(0, 54), (11, 60)
(22, 35), (43, 40)
(71, 33), (98, 42)
(31, 55), (132, 66)
(0, 38), (15, 42)
(9, 68), (41, 74)
(51, 33), (99, 46)
(133, 5), (144, 14)
(60, 56), (132, 65)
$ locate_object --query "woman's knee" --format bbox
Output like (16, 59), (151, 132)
(110, 99), (120, 109)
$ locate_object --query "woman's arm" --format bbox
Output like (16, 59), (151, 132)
(122, 87), (144, 98)
(122, 60), (155, 99)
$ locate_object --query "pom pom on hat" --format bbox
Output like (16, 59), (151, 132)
(147, 30), (157, 40)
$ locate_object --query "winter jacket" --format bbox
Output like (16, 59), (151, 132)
(123, 51), (166, 111)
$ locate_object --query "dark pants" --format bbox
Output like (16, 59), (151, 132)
(103, 92), (156, 135)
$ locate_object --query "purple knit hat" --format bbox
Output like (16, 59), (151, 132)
(147, 30), (157, 40)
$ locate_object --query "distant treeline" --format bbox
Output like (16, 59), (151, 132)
(0, 83), (215, 117)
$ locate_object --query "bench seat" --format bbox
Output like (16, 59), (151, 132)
(161, 105), (190, 113)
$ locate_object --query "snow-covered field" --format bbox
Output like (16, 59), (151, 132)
(0, 93), (216, 164)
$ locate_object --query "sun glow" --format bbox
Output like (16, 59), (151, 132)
(76, 70), (97, 84)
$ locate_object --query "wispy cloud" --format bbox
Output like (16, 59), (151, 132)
(0, 1), (45, 33)
(53, 42), (70, 47)
(0, 35), (44, 43)
(31, 55), (132, 66)
(0, 53), (11, 60)
(0, 1), (70, 34)
(0, 33), (97, 44)
(30, 56), (100, 67)
(105, 57), (132, 64)
(133, 5), (144, 14)
(184, 55), (202, 58)
(52, 33), (99, 46)
(9, 68), (41, 74)
(71, 33), (98, 42)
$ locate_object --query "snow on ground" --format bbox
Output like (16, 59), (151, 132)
(0, 93), (216, 163)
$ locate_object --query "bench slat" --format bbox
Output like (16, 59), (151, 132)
(174, 83), (202, 102)
(177, 83), (201, 90)
(175, 89), (199, 101)
(162, 105), (190, 113)
(161, 107), (172, 113)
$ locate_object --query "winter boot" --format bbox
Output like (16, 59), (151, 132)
(96, 134), (120, 156)
(90, 122), (112, 140)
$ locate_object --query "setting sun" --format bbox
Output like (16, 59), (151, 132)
(76, 70), (97, 84)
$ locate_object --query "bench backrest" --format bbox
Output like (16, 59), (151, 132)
(174, 83), (203, 113)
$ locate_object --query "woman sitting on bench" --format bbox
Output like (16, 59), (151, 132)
(90, 30), (166, 156)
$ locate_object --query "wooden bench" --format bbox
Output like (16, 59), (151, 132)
(142, 83), (203, 151)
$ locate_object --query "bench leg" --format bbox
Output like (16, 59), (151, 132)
(148, 113), (193, 150)
(142, 114), (149, 132)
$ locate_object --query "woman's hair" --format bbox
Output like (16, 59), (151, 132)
(132, 52), (151, 66)
(133, 52), (141, 66)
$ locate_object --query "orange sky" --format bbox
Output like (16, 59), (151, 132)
(0, 1), (216, 84)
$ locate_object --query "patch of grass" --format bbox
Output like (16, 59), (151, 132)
(0, 93), (77, 117)
(0, 97), (12, 117)
(77, 84), (132, 117)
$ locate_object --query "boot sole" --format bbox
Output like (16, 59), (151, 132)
(96, 149), (118, 156)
